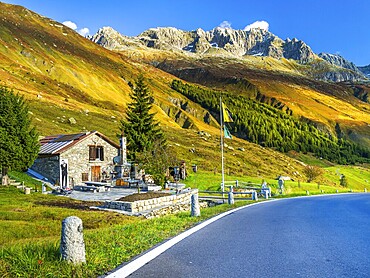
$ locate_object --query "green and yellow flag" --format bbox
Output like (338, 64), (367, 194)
(224, 125), (232, 139)
(222, 102), (233, 123)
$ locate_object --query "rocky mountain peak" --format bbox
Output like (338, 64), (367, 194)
(318, 53), (360, 72)
(139, 27), (194, 50)
(283, 39), (315, 63)
(317, 53), (367, 81)
(89, 26), (143, 50)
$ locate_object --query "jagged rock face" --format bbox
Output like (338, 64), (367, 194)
(358, 64), (370, 78)
(139, 27), (195, 50)
(284, 39), (315, 63)
(317, 53), (367, 81)
(319, 53), (361, 73)
(89, 27), (143, 50)
(318, 71), (364, 82)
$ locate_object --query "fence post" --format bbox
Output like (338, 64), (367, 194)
(264, 190), (269, 199)
(306, 190), (310, 195)
(191, 194), (200, 217)
(252, 191), (258, 201)
(235, 180), (239, 188)
(60, 216), (86, 264)
(365, 188), (367, 193)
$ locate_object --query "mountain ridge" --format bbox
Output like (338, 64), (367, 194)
(90, 26), (367, 82)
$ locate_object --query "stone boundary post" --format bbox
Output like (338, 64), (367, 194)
(60, 216), (86, 264)
(191, 193), (200, 217)
(228, 191), (234, 205)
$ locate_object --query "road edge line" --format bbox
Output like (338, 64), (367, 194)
(104, 200), (277, 277)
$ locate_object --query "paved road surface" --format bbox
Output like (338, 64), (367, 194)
(128, 194), (370, 277)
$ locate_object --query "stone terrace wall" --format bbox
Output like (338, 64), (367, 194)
(144, 201), (208, 219)
(103, 189), (198, 213)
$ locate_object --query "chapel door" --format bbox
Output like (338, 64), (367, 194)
(91, 166), (101, 182)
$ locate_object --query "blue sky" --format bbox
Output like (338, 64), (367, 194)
(3, 0), (370, 66)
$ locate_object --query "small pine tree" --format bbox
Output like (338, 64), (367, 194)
(0, 87), (39, 179)
(120, 75), (165, 160)
(120, 75), (169, 185)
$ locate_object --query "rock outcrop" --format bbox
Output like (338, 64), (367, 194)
(358, 64), (370, 78)
(315, 53), (367, 82)
(89, 26), (143, 50)
(319, 53), (363, 73)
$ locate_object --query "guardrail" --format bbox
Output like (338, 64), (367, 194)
(198, 181), (271, 204)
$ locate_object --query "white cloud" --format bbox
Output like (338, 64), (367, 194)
(219, 20), (232, 29)
(78, 28), (90, 37)
(244, 20), (269, 31)
(62, 21), (90, 37)
(62, 20), (77, 30)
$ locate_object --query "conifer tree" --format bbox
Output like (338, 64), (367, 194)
(0, 87), (39, 179)
(120, 75), (165, 159)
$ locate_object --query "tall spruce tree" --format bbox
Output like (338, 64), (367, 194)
(120, 75), (165, 160)
(0, 87), (39, 178)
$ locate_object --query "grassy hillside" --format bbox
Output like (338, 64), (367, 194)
(152, 55), (370, 146)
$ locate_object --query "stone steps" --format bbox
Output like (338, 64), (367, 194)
(10, 181), (22, 186)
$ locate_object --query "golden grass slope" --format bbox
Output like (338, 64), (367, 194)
(143, 53), (369, 146)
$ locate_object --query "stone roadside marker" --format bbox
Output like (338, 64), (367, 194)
(228, 191), (234, 205)
(191, 193), (200, 217)
(60, 216), (86, 264)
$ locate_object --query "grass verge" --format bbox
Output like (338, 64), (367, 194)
(0, 186), (253, 277)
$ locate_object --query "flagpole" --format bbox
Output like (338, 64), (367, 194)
(220, 96), (225, 197)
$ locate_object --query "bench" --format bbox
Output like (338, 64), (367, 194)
(83, 182), (112, 192)
(74, 185), (99, 193)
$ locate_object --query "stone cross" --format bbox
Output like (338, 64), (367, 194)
(191, 193), (200, 217)
(60, 216), (86, 264)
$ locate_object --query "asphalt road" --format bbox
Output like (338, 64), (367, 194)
(127, 194), (370, 278)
